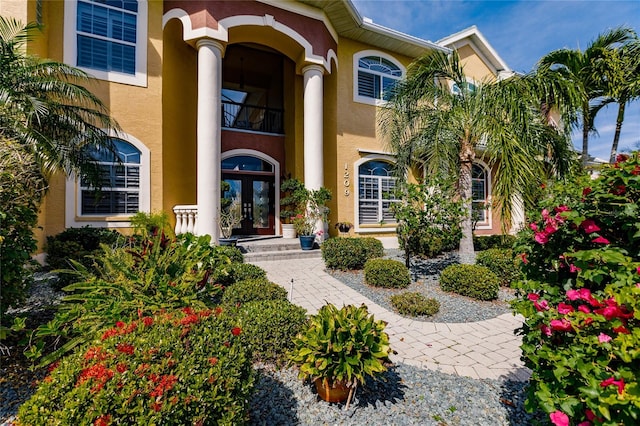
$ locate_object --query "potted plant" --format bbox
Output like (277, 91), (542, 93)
(289, 303), (392, 407)
(219, 197), (242, 246)
(308, 187), (332, 241)
(279, 177), (308, 238)
(334, 221), (353, 235)
(292, 213), (316, 250)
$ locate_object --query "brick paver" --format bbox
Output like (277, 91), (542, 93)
(251, 257), (531, 382)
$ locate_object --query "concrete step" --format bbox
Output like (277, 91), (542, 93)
(243, 249), (322, 262)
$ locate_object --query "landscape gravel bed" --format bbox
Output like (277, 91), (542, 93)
(328, 250), (515, 323)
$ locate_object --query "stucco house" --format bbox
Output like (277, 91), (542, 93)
(2, 0), (521, 246)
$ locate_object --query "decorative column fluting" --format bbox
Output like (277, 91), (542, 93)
(195, 38), (224, 242)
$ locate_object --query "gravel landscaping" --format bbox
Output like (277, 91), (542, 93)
(1, 251), (544, 425)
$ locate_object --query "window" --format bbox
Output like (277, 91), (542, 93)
(64, 1), (147, 86)
(472, 163), (490, 226)
(358, 160), (399, 225)
(354, 51), (404, 106)
(81, 139), (141, 215)
(451, 81), (477, 95)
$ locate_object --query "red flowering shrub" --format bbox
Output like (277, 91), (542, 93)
(513, 152), (640, 425)
(17, 307), (254, 425)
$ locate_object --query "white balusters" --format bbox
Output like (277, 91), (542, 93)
(173, 205), (198, 235)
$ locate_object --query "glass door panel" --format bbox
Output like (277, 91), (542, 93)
(253, 181), (270, 229)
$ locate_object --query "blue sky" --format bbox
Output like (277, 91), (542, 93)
(351, 0), (640, 161)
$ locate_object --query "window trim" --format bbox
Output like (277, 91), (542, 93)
(64, 0), (148, 87)
(353, 155), (398, 234)
(66, 131), (150, 228)
(472, 160), (492, 230)
(353, 50), (405, 107)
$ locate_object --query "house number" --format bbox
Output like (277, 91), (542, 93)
(343, 163), (350, 197)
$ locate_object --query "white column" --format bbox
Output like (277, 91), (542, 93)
(302, 65), (324, 191)
(196, 39), (224, 243)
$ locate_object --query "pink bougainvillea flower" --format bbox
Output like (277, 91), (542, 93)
(592, 236), (610, 244)
(579, 219), (601, 234)
(598, 333), (612, 343)
(550, 410), (569, 426)
(540, 324), (552, 337)
(585, 409), (596, 421)
(541, 209), (550, 220)
(566, 289), (580, 301)
(636, 266), (640, 274)
(544, 224), (558, 235)
(557, 303), (574, 314)
(569, 264), (581, 273)
(534, 232), (549, 244)
(613, 325), (630, 334)
(578, 305), (591, 314)
(555, 205), (570, 213)
(550, 318), (572, 332)
(534, 300), (549, 312)
(583, 317), (594, 326)
(600, 377), (625, 395)
(527, 293), (540, 302)
(529, 223), (538, 231)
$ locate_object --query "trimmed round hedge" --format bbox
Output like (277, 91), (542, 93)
(439, 264), (500, 301)
(221, 277), (288, 307)
(390, 292), (440, 317)
(213, 262), (266, 285)
(233, 299), (307, 364)
(17, 308), (254, 425)
(476, 248), (521, 287)
(364, 259), (411, 289)
(321, 237), (384, 270)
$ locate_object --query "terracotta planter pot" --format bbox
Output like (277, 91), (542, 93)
(314, 378), (350, 403)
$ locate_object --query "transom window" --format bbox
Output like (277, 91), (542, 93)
(472, 163), (489, 225)
(358, 160), (399, 225)
(222, 156), (273, 173)
(357, 55), (402, 101)
(80, 139), (140, 215)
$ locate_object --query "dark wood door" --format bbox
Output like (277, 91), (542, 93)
(222, 173), (275, 235)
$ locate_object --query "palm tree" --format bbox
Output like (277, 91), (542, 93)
(536, 27), (635, 166)
(589, 34), (640, 163)
(381, 50), (572, 261)
(0, 16), (118, 186)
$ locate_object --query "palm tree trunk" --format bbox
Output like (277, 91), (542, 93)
(609, 102), (626, 163)
(458, 140), (475, 264)
(582, 114), (590, 167)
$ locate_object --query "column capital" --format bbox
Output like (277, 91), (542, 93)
(301, 63), (325, 76)
(195, 38), (226, 55)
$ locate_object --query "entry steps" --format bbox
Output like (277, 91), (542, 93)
(237, 236), (322, 262)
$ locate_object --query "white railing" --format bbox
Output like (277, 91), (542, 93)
(173, 205), (198, 235)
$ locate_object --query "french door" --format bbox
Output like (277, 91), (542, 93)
(222, 173), (275, 236)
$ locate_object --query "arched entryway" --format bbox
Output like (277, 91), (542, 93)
(221, 150), (280, 236)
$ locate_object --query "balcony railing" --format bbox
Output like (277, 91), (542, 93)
(222, 100), (283, 134)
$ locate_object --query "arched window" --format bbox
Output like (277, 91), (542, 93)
(354, 52), (404, 105)
(358, 160), (399, 225)
(472, 163), (490, 227)
(65, 0), (147, 86)
(80, 139), (141, 215)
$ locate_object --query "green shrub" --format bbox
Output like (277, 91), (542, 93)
(18, 307), (254, 425)
(232, 300), (307, 364)
(46, 226), (124, 289)
(439, 264), (499, 300)
(511, 152), (640, 424)
(221, 278), (287, 307)
(390, 292), (440, 317)
(0, 142), (46, 319)
(31, 232), (231, 364)
(321, 237), (384, 270)
(364, 259), (411, 289)
(473, 234), (516, 251)
(213, 262), (266, 285)
(213, 245), (244, 264)
(476, 248), (521, 287)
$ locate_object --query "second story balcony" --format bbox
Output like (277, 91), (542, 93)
(222, 100), (284, 135)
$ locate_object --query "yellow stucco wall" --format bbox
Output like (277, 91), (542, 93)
(456, 44), (496, 83)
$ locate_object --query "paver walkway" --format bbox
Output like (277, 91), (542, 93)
(250, 257), (531, 382)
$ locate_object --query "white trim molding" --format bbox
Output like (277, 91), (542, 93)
(163, 9), (336, 73)
(472, 159), (492, 231)
(65, 131), (151, 228)
(221, 149), (281, 236)
(353, 50), (406, 107)
(64, 0), (148, 87)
